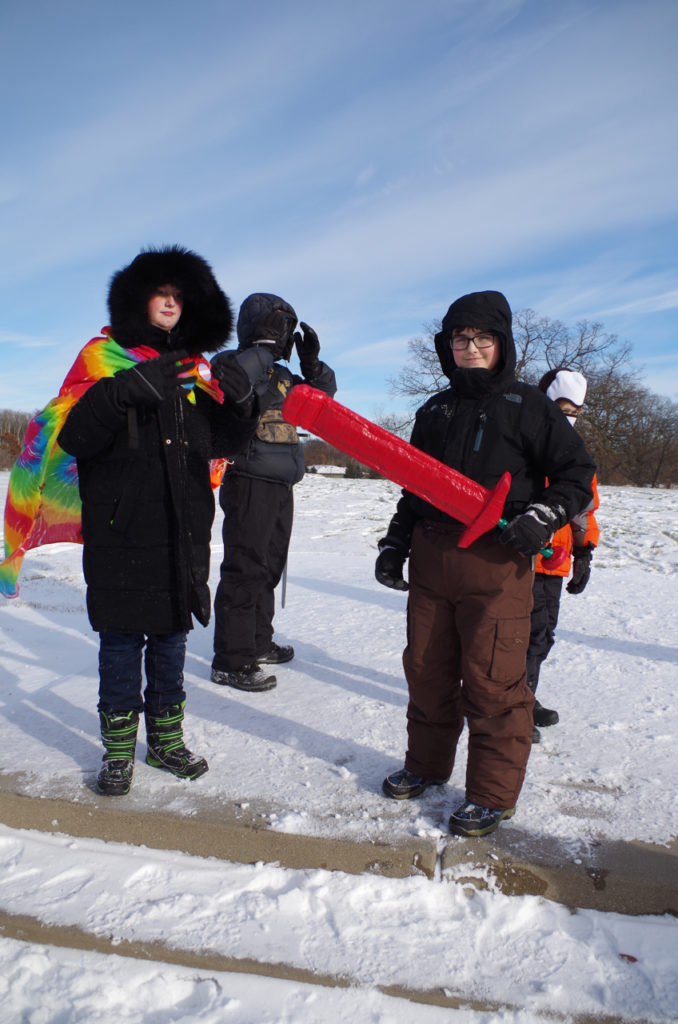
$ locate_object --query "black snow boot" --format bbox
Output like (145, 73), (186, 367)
(382, 767), (449, 800)
(533, 699), (559, 727)
(97, 709), (139, 796)
(448, 801), (516, 838)
(211, 663), (277, 691)
(145, 702), (209, 780)
(256, 642), (294, 665)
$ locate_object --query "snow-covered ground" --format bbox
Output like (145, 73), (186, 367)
(1, 470), (677, 1022)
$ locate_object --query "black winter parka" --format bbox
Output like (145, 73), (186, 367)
(228, 360), (337, 486)
(58, 246), (257, 635)
(382, 290), (596, 555)
(59, 381), (256, 633)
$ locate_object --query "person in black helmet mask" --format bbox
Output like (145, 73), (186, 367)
(210, 292), (337, 693)
(58, 246), (271, 797)
(375, 290), (595, 837)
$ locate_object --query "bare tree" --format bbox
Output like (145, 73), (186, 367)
(579, 375), (678, 487)
(0, 408), (33, 448)
(387, 319), (445, 405)
(624, 394), (678, 487)
(386, 310), (678, 485)
(373, 410), (414, 440)
(512, 310), (630, 383)
(0, 432), (21, 470)
(302, 439), (350, 468)
(512, 308), (570, 380)
(388, 310), (633, 404)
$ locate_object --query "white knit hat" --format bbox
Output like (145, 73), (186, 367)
(546, 369), (587, 406)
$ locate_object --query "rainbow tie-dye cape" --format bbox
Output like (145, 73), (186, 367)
(0, 329), (223, 599)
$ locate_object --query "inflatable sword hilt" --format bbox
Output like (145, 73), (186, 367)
(497, 517), (568, 568)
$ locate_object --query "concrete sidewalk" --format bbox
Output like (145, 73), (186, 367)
(0, 905), (639, 1024)
(1, 771), (676, 917)
(1, 769), (674, 1021)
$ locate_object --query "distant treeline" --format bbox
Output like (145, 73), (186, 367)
(3, 309), (678, 487)
(0, 409), (32, 470)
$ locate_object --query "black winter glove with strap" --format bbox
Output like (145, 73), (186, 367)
(114, 352), (191, 408)
(252, 309), (297, 359)
(499, 503), (563, 557)
(567, 543), (594, 594)
(293, 322), (321, 379)
(211, 352), (256, 417)
(375, 545), (409, 591)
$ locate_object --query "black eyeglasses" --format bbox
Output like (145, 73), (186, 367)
(451, 332), (497, 351)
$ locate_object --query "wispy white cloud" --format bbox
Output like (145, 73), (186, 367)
(640, 351), (678, 366)
(3, 0), (676, 292)
(599, 290), (678, 317)
(508, 260), (678, 331)
(0, 331), (56, 349)
(329, 335), (413, 368)
(637, 369), (678, 403)
(1, 0), (677, 417)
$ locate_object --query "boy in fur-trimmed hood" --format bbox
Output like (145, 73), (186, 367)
(58, 246), (275, 796)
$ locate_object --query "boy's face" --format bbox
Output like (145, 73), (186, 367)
(556, 398), (582, 419)
(451, 327), (501, 371)
(148, 284), (183, 331)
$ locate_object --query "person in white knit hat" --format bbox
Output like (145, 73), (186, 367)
(527, 368), (600, 743)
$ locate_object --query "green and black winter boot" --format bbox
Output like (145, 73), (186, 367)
(97, 709), (139, 796)
(145, 702), (209, 781)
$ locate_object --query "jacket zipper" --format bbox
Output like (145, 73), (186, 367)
(173, 396), (193, 622)
(473, 412), (486, 452)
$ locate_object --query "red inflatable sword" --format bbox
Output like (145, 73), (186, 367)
(282, 384), (566, 565)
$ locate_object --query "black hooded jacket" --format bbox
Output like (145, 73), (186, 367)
(58, 246), (257, 634)
(381, 290), (596, 555)
(227, 292), (337, 486)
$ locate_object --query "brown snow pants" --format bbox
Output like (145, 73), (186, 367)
(403, 521), (535, 810)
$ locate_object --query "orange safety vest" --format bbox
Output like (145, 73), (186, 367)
(210, 457), (229, 490)
(536, 475), (600, 577)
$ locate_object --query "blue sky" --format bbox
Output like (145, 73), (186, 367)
(1, 0), (677, 420)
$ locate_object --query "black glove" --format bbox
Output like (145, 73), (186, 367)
(211, 352), (255, 416)
(252, 309), (297, 360)
(567, 544), (593, 594)
(294, 322), (321, 379)
(375, 546), (409, 591)
(499, 503), (560, 557)
(114, 352), (190, 408)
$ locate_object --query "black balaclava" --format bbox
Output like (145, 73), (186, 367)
(236, 292), (298, 360)
(107, 245), (233, 355)
(434, 289), (516, 394)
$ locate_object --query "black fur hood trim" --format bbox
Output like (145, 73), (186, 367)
(107, 245), (233, 354)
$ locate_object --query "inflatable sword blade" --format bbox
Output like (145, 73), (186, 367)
(282, 384), (509, 549)
(283, 385), (567, 567)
